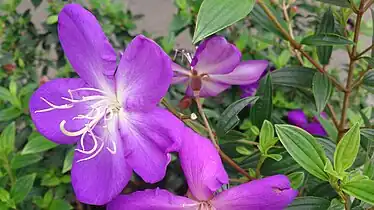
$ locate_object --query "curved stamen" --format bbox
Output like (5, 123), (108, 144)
(60, 120), (89, 136)
(76, 141), (104, 163)
(106, 139), (117, 154)
(35, 97), (73, 113)
(75, 131), (98, 155)
(69, 87), (108, 95)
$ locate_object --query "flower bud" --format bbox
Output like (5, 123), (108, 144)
(39, 75), (50, 86)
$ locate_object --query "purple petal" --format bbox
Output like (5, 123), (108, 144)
(304, 122), (327, 136)
(58, 4), (116, 91)
(179, 128), (229, 201)
(186, 79), (230, 97)
(312, 112), (328, 122)
(107, 188), (197, 210)
(287, 110), (308, 127)
(212, 175), (298, 210)
(29, 78), (91, 144)
(191, 36), (240, 75)
(172, 62), (191, 84)
(72, 115), (132, 205)
(210, 60), (268, 85)
(119, 107), (184, 183)
(115, 35), (172, 112)
(240, 83), (259, 98)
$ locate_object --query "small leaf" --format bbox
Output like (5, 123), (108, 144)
(250, 74), (273, 128)
(287, 172), (305, 189)
(327, 199), (345, 210)
(361, 129), (374, 141)
(363, 70), (374, 90)
(11, 154), (43, 169)
(342, 179), (374, 205)
(10, 173), (36, 203)
(287, 197), (331, 210)
(334, 123), (361, 174)
(43, 190), (53, 208)
(62, 147), (75, 173)
(21, 132), (57, 155)
(236, 146), (252, 156)
(324, 158), (342, 179)
(301, 33), (354, 46)
(49, 199), (73, 210)
(41, 174), (60, 187)
(0, 122), (16, 155)
(259, 120), (276, 154)
(216, 96), (258, 136)
(46, 15), (58, 25)
(0, 187), (10, 202)
(316, 0), (350, 7)
(313, 73), (333, 113)
(0, 107), (22, 122)
(0, 87), (12, 102)
(192, 0), (256, 43)
(362, 57), (374, 68)
(272, 67), (316, 89)
(265, 153), (282, 161)
(275, 125), (329, 181)
(317, 9), (335, 65)
(31, 0), (42, 8)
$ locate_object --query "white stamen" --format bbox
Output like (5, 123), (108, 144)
(35, 97), (73, 113)
(76, 141), (104, 163)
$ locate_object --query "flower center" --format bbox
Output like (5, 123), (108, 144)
(198, 201), (215, 210)
(34, 87), (121, 163)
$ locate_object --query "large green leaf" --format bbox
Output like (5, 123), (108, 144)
(301, 33), (354, 46)
(313, 73), (333, 113)
(316, 9), (335, 65)
(250, 74), (273, 128)
(271, 67), (316, 89)
(21, 132), (57, 155)
(0, 107), (22, 122)
(343, 179), (374, 205)
(10, 154), (42, 169)
(216, 96), (258, 136)
(275, 125), (329, 181)
(316, 115), (338, 141)
(10, 173), (36, 203)
(0, 122), (16, 156)
(316, 0), (350, 7)
(334, 123), (361, 174)
(0, 87), (12, 102)
(192, 0), (255, 43)
(287, 197), (331, 210)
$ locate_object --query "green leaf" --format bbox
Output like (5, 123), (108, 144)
(31, 0), (42, 8)
(0, 187), (10, 202)
(275, 125), (329, 181)
(49, 199), (73, 210)
(324, 158), (341, 179)
(334, 123), (361, 174)
(362, 57), (374, 68)
(265, 153), (282, 161)
(361, 129), (374, 141)
(43, 190), (53, 208)
(287, 172), (305, 189)
(0, 122), (15, 155)
(46, 15), (58, 25)
(342, 179), (374, 205)
(327, 199), (345, 210)
(316, 0), (350, 7)
(317, 115), (338, 141)
(250, 74), (273, 128)
(62, 147), (75, 173)
(216, 96), (258, 136)
(192, 0), (255, 43)
(0, 87), (12, 102)
(21, 132), (57, 155)
(10, 173), (36, 203)
(301, 33), (354, 46)
(363, 70), (374, 90)
(313, 73), (333, 113)
(271, 67), (316, 89)
(41, 174), (60, 187)
(259, 120), (276, 154)
(10, 154), (42, 169)
(0, 107), (22, 122)
(287, 197), (331, 210)
(317, 9), (335, 65)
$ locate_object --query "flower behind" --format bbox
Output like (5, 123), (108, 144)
(107, 128), (298, 210)
(287, 109), (327, 136)
(172, 36), (268, 97)
(29, 4), (183, 205)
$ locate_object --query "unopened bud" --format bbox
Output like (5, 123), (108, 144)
(3, 64), (16, 74)
(39, 75), (49, 86)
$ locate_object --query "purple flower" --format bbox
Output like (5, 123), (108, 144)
(107, 129), (298, 210)
(29, 4), (183, 205)
(240, 66), (274, 98)
(172, 36), (268, 97)
(287, 110), (327, 136)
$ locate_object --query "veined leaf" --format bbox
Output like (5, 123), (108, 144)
(301, 33), (354, 46)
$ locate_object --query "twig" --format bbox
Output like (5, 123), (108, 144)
(355, 44), (374, 59)
(255, 156), (266, 178)
(363, 0), (374, 12)
(327, 103), (339, 129)
(257, 0), (347, 92)
(338, 1), (365, 141)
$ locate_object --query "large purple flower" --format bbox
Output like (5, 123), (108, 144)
(29, 4), (183, 205)
(107, 128), (298, 210)
(288, 110), (327, 136)
(172, 36), (268, 97)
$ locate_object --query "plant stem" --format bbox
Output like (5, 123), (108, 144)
(255, 156), (266, 178)
(257, 0), (346, 92)
(363, 0), (374, 12)
(355, 44), (374, 59)
(327, 103), (339, 129)
(338, 1), (365, 141)
(1, 156), (15, 186)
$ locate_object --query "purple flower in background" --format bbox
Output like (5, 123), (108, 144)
(288, 110), (327, 136)
(240, 66), (274, 98)
(108, 129), (298, 210)
(172, 36), (268, 97)
(29, 4), (183, 205)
